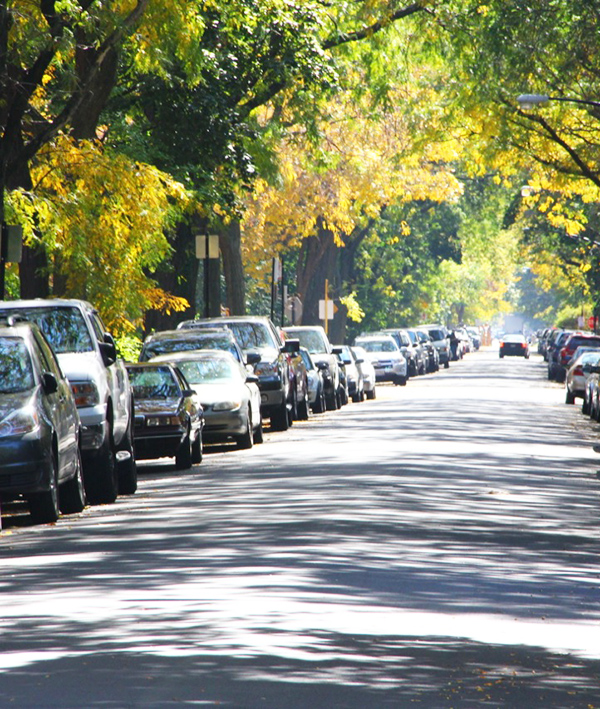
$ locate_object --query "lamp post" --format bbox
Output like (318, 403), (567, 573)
(517, 94), (600, 110)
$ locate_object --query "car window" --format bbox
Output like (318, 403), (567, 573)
(143, 334), (239, 361)
(177, 358), (240, 384)
(2, 306), (94, 354)
(357, 339), (396, 353)
(128, 366), (180, 398)
(226, 322), (275, 349)
(299, 350), (314, 370)
(0, 337), (35, 393)
(32, 329), (64, 379)
(288, 329), (327, 354)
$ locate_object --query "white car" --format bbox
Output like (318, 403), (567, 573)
(351, 345), (376, 399)
(565, 350), (600, 405)
(353, 334), (407, 386)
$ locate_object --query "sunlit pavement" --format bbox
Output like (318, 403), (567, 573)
(2, 348), (600, 707)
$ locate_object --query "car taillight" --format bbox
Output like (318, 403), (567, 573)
(573, 366), (584, 376)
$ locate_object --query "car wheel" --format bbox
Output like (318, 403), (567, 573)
(60, 444), (86, 514)
(565, 389), (575, 405)
(444, 361), (450, 369)
(192, 430), (203, 464)
(582, 397), (590, 415)
(236, 410), (254, 450)
(326, 389), (338, 411)
(271, 398), (290, 431)
(312, 387), (325, 414)
(175, 425), (193, 469)
(289, 388), (298, 424)
(253, 420), (264, 444)
(117, 412), (137, 495)
(297, 394), (310, 420)
(84, 429), (118, 505)
(365, 387), (375, 400)
(29, 453), (60, 524)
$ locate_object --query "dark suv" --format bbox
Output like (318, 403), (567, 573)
(0, 316), (86, 523)
(176, 316), (296, 430)
(556, 333), (600, 382)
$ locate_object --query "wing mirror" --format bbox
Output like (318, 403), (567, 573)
(282, 338), (300, 354)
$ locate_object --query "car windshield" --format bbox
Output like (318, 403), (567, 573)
(177, 358), (240, 384)
(0, 337), (35, 393)
(224, 322), (274, 349)
(127, 366), (180, 399)
(288, 329), (327, 354)
(0, 306), (93, 354)
(143, 334), (239, 361)
(357, 339), (397, 353)
(299, 350), (314, 370)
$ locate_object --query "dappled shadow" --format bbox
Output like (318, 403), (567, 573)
(2, 349), (600, 707)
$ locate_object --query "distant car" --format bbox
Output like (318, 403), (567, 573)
(285, 342), (311, 420)
(547, 330), (576, 380)
(335, 344), (364, 402)
(175, 316), (294, 431)
(378, 328), (418, 377)
(351, 346), (376, 399)
(298, 347), (326, 414)
(151, 350), (263, 448)
(565, 351), (600, 406)
(422, 325), (451, 368)
(140, 327), (248, 365)
(499, 334), (530, 358)
(283, 326), (344, 410)
(0, 316), (86, 523)
(126, 362), (204, 469)
(556, 333), (600, 383)
(466, 326), (481, 350)
(353, 334), (407, 385)
(415, 329), (440, 373)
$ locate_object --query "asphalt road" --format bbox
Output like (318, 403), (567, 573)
(2, 347), (600, 708)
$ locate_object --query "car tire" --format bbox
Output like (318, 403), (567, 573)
(175, 427), (193, 470)
(29, 453), (60, 524)
(582, 398), (590, 415)
(192, 430), (203, 463)
(270, 399), (290, 431)
(84, 430), (118, 505)
(117, 413), (137, 495)
(60, 445), (86, 514)
(312, 387), (325, 414)
(366, 387), (375, 400)
(253, 420), (264, 444)
(236, 410), (254, 449)
(565, 389), (575, 405)
(297, 394), (310, 420)
(444, 361), (450, 369)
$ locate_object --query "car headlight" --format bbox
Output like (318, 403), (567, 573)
(70, 380), (100, 407)
(0, 406), (40, 436)
(213, 399), (242, 411)
(254, 360), (279, 377)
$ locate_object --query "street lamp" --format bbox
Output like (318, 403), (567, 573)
(517, 93), (600, 110)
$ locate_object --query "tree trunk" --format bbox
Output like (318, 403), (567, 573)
(220, 220), (245, 315)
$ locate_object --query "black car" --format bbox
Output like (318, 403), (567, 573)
(126, 362), (204, 469)
(0, 316), (86, 523)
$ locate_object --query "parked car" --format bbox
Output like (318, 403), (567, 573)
(335, 344), (364, 402)
(547, 330), (576, 380)
(283, 326), (344, 410)
(499, 333), (530, 358)
(126, 362), (204, 468)
(564, 351), (600, 406)
(0, 316), (86, 523)
(422, 325), (451, 368)
(298, 347), (326, 414)
(378, 328), (419, 377)
(556, 333), (600, 383)
(353, 334), (407, 385)
(180, 317), (295, 431)
(140, 327), (248, 365)
(466, 326), (481, 350)
(0, 299), (136, 504)
(351, 345), (376, 399)
(285, 342), (311, 420)
(151, 350), (263, 448)
(415, 329), (440, 373)
(405, 328), (428, 374)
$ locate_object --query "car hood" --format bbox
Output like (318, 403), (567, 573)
(0, 389), (36, 420)
(56, 351), (101, 381)
(188, 382), (245, 406)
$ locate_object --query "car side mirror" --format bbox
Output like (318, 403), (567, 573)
(182, 388), (196, 398)
(332, 346), (343, 355)
(246, 373), (259, 384)
(99, 341), (117, 366)
(42, 371), (59, 395)
(246, 351), (262, 366)
(316, 361), (329, 371)
(282, 338), (300, 354)
(355, 358), (364, 364)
